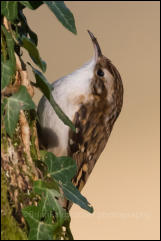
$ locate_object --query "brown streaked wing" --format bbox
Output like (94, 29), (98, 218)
(68, 98), (110, 192)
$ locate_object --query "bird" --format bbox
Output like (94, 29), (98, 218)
(37, 30), (123, 208)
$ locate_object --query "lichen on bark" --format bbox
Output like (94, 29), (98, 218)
(1, 170), (28, 240)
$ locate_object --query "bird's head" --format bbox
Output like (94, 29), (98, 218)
(87, 30), (123, 114)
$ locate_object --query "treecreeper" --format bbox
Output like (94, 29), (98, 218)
(37, 30), (124, 210)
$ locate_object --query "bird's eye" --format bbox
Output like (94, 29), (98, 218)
(97, 69), (104, 77)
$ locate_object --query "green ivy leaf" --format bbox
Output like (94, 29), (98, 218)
(45, 152), (77, 183)
(28, 27), (38, 46)
(4, 86), (35, 137)
(62, 183), (94, 213)
(43, 1), (77, 35)
(1, 1), (18, 22)
(22, 206), (55, 240)
(22, 180), (69, 240)
(44, 152), (94, 213)
(21, 35), (46, 72)
(19, 1), (43, 10)
(1, 25), (16, 74)
(28, 64), (76, 132)
(19, 11), (38, 46)
(33, 180), (66, 225)
(1, 59), (14, 89)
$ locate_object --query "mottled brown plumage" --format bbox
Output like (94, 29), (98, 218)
(37, 30), (123, 210)
(68, 54), (123, 194)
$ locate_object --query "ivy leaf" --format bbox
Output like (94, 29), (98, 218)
(4, 86), (35, 137)
(1, 25), (16, 73)
(1, 1), (18, 22)
(44, 152), (94, 213)
(22, 206), (55, 240)
(21, 35), (46, 72)
(62, 183), (94, 213)
(22, 180), (68, 240)
(44, 1), (77, 35)
(29, 64), (76, 132)
(19, 1), (43, 10)
(33, 180), (66, 225)
(45, 152), (77, 183)
(19, 11), (38, 46)
(1, 59), (14, 89)
(28, 27), (38, 46)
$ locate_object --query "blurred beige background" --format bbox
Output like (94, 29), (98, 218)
(24, 1), (160, 240)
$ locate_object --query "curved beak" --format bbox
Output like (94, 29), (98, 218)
(87, 30), (102, 60)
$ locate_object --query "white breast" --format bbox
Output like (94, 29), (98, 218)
(37, 58), (95, 156)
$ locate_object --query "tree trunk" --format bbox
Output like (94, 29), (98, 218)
(1, 46), (40, 240)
